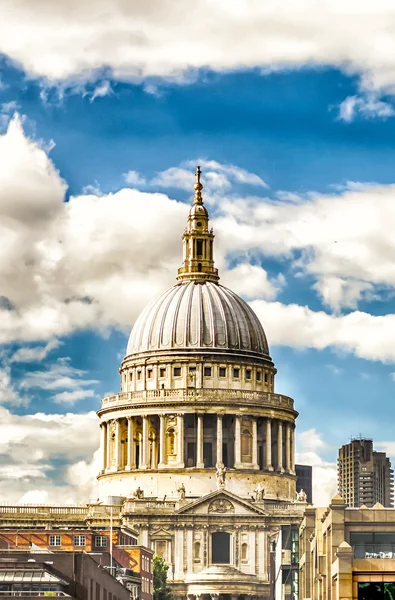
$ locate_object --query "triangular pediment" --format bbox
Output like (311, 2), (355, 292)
(150, 527), (172, 540)
(177, 489), (266, 516)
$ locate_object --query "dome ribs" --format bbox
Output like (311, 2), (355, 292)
(206, 282), (228, 348)
(125, 282), (270, 359)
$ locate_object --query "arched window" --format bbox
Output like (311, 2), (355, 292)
(198, 263), (202, 272)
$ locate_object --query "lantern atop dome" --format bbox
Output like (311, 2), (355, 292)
(176, 166), (219, 283)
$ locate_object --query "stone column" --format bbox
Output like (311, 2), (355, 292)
(196, 414), (204, 468)
(234, 415), (242, 468)
(177, 414), (185, 467)
(115, 418), (122, 470)
(277, 421), (284, 473)
(126, 417), (135, 469)
(290, 425), (295, 474)
(216, 414), (223, 467)
(106, 421), (112, 470)
(285, 423), (291, 473)
(158, 414), (166, 468)
(140, 415), (149, 469)
(100, 422), (107, 473)
(265, 418), (273, 471)
(252, 417), (259, 469)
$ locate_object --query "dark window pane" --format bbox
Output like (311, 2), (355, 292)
(212, 532), (230, 564)
(358, 582), (383, 600)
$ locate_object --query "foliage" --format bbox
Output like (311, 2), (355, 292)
(153, 555), (173, 600)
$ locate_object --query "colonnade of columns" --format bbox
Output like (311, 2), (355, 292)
(100, 414), (295, 474)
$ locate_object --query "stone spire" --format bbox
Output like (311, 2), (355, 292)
(177, 166), (219, 283)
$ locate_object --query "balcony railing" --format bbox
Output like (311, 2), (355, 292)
(101, 388), (294, 410)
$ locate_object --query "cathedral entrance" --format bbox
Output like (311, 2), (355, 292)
(211, 532), (231, 564)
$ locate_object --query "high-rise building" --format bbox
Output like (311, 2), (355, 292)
(295, 464), (313, 504)
(338, 438), (394, 508)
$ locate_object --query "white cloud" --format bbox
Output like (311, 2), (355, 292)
(151, 161), (266, 195)
(216, 182), (395, 310)
(123, 170), (146, 186)
(251, 300), (395, 363)
(52, 389), (95, 405)
(339, 94), (395, 122)
(19, 358), (98, 405)
(0, 407), (99, 503)
(89, 80), (113, 102)
(10, 339), (61, 363)
(2, 1), (395, 98)
(5, 118), (395, 366)
(0, 365), (27, 406)
(296, 428), (337, 506)
(221, 264), (284, 300)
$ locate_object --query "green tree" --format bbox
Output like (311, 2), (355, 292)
(153, 555), (173, 600)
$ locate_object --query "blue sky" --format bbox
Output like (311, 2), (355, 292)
(1, 2), (395, 504)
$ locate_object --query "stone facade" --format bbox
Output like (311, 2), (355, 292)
(299, 495), (395, 600)
(96, 167), (305, 599)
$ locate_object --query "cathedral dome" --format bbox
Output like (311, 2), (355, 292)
(125, 166), (271, 363)
(126, 279), (270, 359)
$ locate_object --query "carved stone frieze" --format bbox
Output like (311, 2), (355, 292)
(208, 498), (235, 514)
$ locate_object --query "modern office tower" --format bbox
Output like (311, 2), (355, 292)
(338, 438), (394, 508)
(295, 464), (313, 504)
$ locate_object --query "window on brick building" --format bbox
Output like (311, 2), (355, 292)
(74, 535), (86, 546)
(95, 535), (108, 548)
(49, 535), (61, 546)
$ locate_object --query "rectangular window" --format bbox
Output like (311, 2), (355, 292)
(147, 368), (153, 379)
(197, 240), (203, 256)
(74, 535), (86, 546)
(204, 366), (212, 377)
(264, 372), (268, 383)
(137, 371), (142, 380)
(246, 369), (252, 380)
(256, 371), (261, 382)
(219, 367), (226, 378)
(174, 367), (181, 377)
(233, 368), (240, 378)
(160, 367), (166, 378)
(49, 535), (61, 547)
(95, 535), (108, 548)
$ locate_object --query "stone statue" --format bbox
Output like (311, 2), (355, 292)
(133, 486), (144, 499)
(177, 483), (186, 500)
(216, 464), (226, 488)
(296, 489), (307, 503)
(255, 482), (265, 501)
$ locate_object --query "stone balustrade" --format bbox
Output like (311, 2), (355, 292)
(100, 388), (294, 410)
